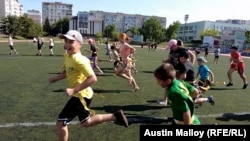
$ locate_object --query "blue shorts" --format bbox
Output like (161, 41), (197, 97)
(57, 97), (92, 124)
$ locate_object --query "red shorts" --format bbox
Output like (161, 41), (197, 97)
(230, 62), (245, 74)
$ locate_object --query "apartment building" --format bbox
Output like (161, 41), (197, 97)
(25, 10), (42, 25)
(0, 0), (23, 17)
(177, 20), (250, 42)
(70, 10), (166, 35)
(42, 1), (73, 24)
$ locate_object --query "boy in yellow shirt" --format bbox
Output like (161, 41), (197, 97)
(49, 30), (128, 141)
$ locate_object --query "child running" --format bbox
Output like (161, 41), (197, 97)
(154, 63), (200, 125)
(88, 38), (104, 75)
(115, 33), (139, 92)
(176, 51), (214, 105)
(195, 56), (214, 91)
(49, 30), (128, 141)
(226, 46), (248, 89)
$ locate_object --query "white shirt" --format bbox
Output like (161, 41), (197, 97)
(50, 38), (54, 46)
(9, 37), (13, 46)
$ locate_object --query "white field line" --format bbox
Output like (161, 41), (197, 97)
(1, 112), (249, 128)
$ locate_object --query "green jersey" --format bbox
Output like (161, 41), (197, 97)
(167, 79), (200, 125)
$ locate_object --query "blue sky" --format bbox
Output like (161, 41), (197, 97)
(19, 0), (250, 27)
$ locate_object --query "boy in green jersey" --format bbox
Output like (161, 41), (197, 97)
(154, 63), (200, 125)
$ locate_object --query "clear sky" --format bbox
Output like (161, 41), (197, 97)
(19, 0), (250, 27)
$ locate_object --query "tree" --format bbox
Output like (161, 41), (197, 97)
(129, 27), (140, 35)
(0, 16), (19, 37)
(165, 21), (181, 40)
(43, 17), (51, 35)
(104, 24), (116, 39)
(50, 17), (69, 36)
(0, 15), (42, 38)
(95, 32), (103, 43)
(18, 15), (43, 38)
(245, 31), (250, 43)
(140, 17), (164, 42)
(199, 29), (219, 41)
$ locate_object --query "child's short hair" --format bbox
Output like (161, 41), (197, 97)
(154, 63), (176, 81)
(111, 45), (116, 50)
(179, 51), (189, 59)
(175, 63), (186, 79)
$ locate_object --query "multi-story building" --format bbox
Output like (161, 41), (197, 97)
(216, 19), (250, 25)
(25, 10), (42, 25)
(177, 20), (250, 42)
(42, 1), (73, 24)
(70, 10), (166, 35)
(0, 0), (23, 18)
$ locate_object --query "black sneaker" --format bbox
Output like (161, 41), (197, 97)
(114, 110), (128, 128)
(207, 96), (215, 106)
(226, 83), (233, 87)
(243, 83), (248, 89)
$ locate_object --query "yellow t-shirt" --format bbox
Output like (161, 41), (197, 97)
(63, 52), (94, 100)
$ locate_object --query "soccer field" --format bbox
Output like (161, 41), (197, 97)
(0, 41), (250, 141)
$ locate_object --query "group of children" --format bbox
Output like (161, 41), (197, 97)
(157, 39), (217, 125)
(47, 30), (249, 140)
(49, 30), (142, 141)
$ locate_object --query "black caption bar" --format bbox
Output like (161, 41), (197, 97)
(140, 125), (250, 141)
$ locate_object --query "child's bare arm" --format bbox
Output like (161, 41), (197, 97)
(49, 70), (66, 83)
(183, 111), (192, 125)
(209, 70), (215, 84)
(65, 74), (97, 96)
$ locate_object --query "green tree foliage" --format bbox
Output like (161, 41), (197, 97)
(141, 17), (164, 42)
(104, 24), (116, 39)
(0, 16), (19, 37)
(165, 21), (181, 41)
(129, 27), (140, 35)
(43, 17), (51, 35)
(245, 31), (250, 43)
(50, 17), (69, 36)
(95, 32), (102, 39)
(0, 15), (43, 38)
(199, 29), (219, 40)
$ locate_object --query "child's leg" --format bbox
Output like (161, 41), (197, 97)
(56, 121), (69, 141)
(81, 110), (128, 128)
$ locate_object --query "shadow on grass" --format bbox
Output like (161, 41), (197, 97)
(140, 71), (154, 74)
(52, 89), (65, 92)
(93, 89), (131, 93)
(126, 116), (172, 125)
(91, 104), (166, 113)
(216, 113), (250, 122)
(147, 100), (171, 108)
(20, 54), (63, 57)
(98, 59), (112, 62)
(48, 72), (61, 74)
(210, 87), (241, 90)
(52, 88), (131, 94)
(96, 74), (115, 76)
(101, 67), (114, 70)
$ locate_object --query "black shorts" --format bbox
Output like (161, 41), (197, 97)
(214, 56), (219, 59)
(198, 79), (211, 87)
(37, 45), (42, 50)
(57, 97), (92, 124)
(114, 60), (120, 68)
(9, 45), (14, 50)
(49, 46), (53, 49)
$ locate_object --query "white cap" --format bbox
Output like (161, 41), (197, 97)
(59, 30), (83, 44)
(166, 39), (177, 50)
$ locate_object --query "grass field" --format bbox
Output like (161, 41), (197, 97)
(0, 41), (250, 141)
